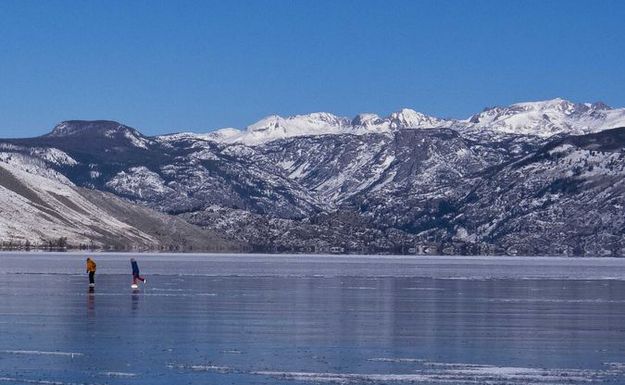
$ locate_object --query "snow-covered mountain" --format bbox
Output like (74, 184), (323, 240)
(1, 98), (624, 255)
(207, 109), (453, 145)
(203, 98), (625, 145)
(465, 98), (625, 137)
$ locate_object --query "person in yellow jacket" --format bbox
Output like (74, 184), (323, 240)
(86, 257), (96, 287)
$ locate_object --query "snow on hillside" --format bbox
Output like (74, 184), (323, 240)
(0, 157), (157, 246)
(0, 146), (74, 185)
(123, 130), (150, 149)
(29, 147), (78, 166)
(106, 166), (174, 199)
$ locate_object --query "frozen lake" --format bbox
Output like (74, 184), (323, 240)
(2, 253), (625, 385)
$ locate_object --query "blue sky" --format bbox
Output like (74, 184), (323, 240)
(0, 0), (624, 137)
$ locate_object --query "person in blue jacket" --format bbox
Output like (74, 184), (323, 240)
(130, 258), (146, 285)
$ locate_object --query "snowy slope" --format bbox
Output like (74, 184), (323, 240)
(207, 113), (350, 145)
(0, 158), (156, 247)
(455, 128), (625, 256)
(0, 152), (237, 250)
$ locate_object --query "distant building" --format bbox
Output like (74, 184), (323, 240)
(409, 243), (439, 255)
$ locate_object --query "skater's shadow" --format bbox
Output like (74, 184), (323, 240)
(87, 288), (95, 318)
(131, 291), (140, 314)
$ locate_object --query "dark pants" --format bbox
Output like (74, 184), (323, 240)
(89, 271), (95, 284)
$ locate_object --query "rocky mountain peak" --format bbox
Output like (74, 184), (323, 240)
(246, 112), (348, 133)
(47, 120), (140, 137)
(591, 101), (611, 110)
(351, 113), (383, 128)
(387, 108), (448, 129)
(45, 120), (150, 148)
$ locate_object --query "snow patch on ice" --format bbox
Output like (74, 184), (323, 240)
(604, 362), (625, 370)
(0, 350), (82, 357)
(99, 372), (136, 377)
(0, 378), (95, 385)
(368, 358), (427, 363)
(253, 361), (622, 384)
(168, 363), (232, 373)
(221, 349), (243, 354)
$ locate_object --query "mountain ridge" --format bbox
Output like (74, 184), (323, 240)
(25, 98), (625, 147)
(1, 98), (624, 255)
(166, 98), (625, 145)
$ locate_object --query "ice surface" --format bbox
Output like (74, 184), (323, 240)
(1, 253), (625, 384)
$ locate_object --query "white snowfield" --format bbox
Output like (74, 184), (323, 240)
(206, 109), (454, 145)
(193, 98), (625, 145)
(464, 98), (625, 137)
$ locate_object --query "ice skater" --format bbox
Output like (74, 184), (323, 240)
(130, 258), (146, 286)
(86, 257), (96, 287)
